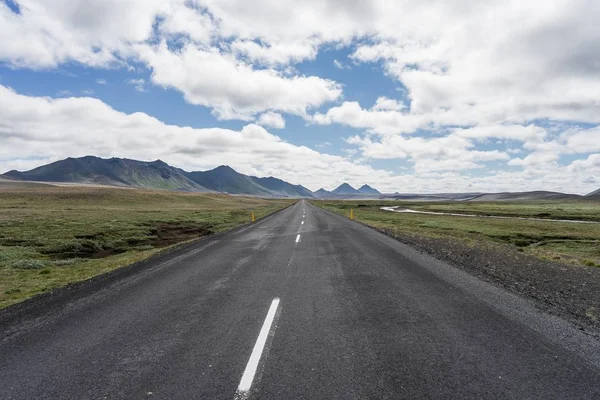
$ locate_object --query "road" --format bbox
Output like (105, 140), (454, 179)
(1, 200), (600, 399)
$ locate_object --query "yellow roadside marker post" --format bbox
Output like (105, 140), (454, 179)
(251, 212), (255, 222)
(350, 209), (354, 220)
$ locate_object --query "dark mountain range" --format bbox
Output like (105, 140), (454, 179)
(332, 183), (359, 195)
(251, 176), (314, 198)
(185, 165), (270, 196)
(358, 184), (381, 195)
(2, 156), (312, 198)
(3, 156), (205, 192)
(586, 188), (600, 197)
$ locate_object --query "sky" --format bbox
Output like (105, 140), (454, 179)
(0, 0), (599, 194)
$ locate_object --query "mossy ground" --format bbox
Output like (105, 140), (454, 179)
(0, 186), (292, 308)
(315, 199), (600, 268)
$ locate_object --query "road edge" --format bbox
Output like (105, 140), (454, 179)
(0, 201), (297, 327)
(308, 201), (600, 367)
(309, 201), (600, 338)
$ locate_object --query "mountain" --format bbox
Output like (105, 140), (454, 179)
(184, 166), (313, 197)
(250, 176), (314, 198)
(357, 184), (381, 195)
(2, 156), (313, 198)
(3, 156), (205, 192)
(586, 188), (600, 197)
(185, 166), (270, 195)
(469, 191), (580, 201)
(314, 188), (331, 197)
(332, 183), (359, 195)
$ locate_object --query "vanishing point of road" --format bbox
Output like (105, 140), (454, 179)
(1, 200), (600, 399)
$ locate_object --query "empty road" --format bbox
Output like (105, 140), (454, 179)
(1, 200), (600, 399)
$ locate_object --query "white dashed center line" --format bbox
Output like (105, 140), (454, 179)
(234, 298), (281, 400)
(295, 234), (301, 243)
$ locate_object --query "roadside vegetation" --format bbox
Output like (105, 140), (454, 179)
(316, 200), (600, 267)
(0, 186), (291, 308)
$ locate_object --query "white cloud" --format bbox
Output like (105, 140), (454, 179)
(126, 78), (147, 92)
(508, 152), (559, 168)
(313, 100), (423, 135)
(257, 111), (285, 129)
(231, 39), (318, 66)
(333, 59), (350, 69)
(0, 1), (343, 120)
(569, 153), (600, 171)
(158, 2), (214, 44)
(137, 42), (341, 120)
(0, 0), (169, 68)
(454, 125), (547, 143)
(4, 0), (600, 128)
(346, 133), (509, 173)
(561, 127), (600, 154)
(373, 97), (405, 111)
(198, 0), (373, 43)
(7, 0), (600, 127)
(349, 0), (600, 127)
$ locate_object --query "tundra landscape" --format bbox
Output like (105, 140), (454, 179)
(1, 0), (600, 398)
(0, 184), (291, 308)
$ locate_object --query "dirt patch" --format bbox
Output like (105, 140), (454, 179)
(43, 222), (214, 260)
(377, 228), (600, 335)
(145, 222), (214, 247)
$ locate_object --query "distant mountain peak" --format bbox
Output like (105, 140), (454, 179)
(212, 165), (237, 173)
(332, 182), (359, 194)
(358, 184), (381, 195)
(313, 188), (332, 198)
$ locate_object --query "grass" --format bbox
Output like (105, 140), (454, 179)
(315, 199), (600, 267)
(0, 186), (292, 308)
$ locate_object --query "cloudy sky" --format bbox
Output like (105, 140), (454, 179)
(1, 0), (599, 194)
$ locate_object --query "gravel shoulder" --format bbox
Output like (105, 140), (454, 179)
(374, 227), (600, 336)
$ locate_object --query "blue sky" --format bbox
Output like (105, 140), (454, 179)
(0, 0), (599, 193)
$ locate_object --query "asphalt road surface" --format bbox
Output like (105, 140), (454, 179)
(1, 200), (600, 399)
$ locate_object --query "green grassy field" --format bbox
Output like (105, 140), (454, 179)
(315, 199), (600, 267)
(0, 186), (292, 308)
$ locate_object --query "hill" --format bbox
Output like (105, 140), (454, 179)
(468, 191), (580, 201)
(586, 188), (600, 197)
(184, 166), (313, 197)
(2, 156), (313, 198)
(357, 184), (381, 195)
(185, 166), (269, 195)
(332, 183), (359, 195)
(314, 188), (331, 198)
